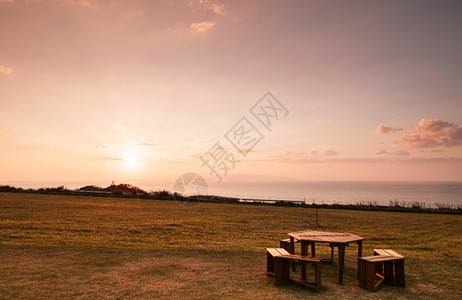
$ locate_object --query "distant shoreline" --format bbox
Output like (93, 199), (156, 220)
(1, 184), (460, 215)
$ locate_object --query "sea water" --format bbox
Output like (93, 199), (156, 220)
(3, 180), (461, 208)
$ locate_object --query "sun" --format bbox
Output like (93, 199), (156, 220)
(123, 154), (139, 168)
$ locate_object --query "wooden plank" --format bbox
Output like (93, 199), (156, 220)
(275, 248), (290, 256)
(290, 278), (318, 292)
(278, 254), (322, 262)
(360, 255), (399, 263)
(374, 249), (404, 259)
(373, 249), (389, 256)
(374, 273), (385, 290)
(383, 249), (404, 259)
(266, 248), (280, 257)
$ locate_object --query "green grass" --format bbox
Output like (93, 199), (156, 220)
(0, 192), (461, 299)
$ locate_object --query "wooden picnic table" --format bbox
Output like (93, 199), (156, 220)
(288, 230), (364, 285)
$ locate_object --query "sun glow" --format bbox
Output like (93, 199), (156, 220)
(123, 154), (140, 168)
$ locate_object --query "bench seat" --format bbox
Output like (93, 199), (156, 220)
(267, 248), (321, 291)
(358, 249), (405, 292)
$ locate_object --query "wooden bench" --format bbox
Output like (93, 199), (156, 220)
(358, 249), (405, 292)
(279, 238), (298, 254)
(373, 249), (405, 287)
(267, 248), (322, 291)
(280, 238), (298, 271)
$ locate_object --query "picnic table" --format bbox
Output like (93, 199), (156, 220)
(288, 230), (364, 284)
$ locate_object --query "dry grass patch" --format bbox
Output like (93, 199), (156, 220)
(0, 192), (461, 299)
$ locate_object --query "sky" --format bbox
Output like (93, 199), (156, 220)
(1, 0), (462, 186)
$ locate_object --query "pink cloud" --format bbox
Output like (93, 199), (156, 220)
(375, 149), (389, 155)
(324, 149), (339, 156)
(375, 149), (409, 156)
(392, 150), (410, 156)
(394, 118), (462, 148)
(0, 65), (13, 75)
(376, 124), (403, 135)
(189, 21), (216, 34)
(189, 0), (225, 15)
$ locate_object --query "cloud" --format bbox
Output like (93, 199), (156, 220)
(394, 118), (462, 148)
(189, 0), (225, 15)
(258, 155), (386, 164)
(136, 142), (159, 148)
(0, 131), (8, 137)
(0, 65), (13, 75)
(97, 141), (160, 149)
(6, 0), (98, 8)
(375, 149), (409, 156)
(310, 150), (318, 155)
(374, 141), (385, 145)
(392, 150), (410, 156)
(189, 21), (216, 34)
(97, 157), (123, 161)
(324, 149), (339, 156)
(375, 149), (389, 155)
(97, 143), (127, 149)
(376, 124), (403, 135)
(111, 124), (123, 130)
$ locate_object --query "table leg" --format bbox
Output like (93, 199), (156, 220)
(290, 237), (295, 271)
(301, 241), (309, 256)
(311, 242), (316, 257)
(357, 241), (363, 278)
(301, 242), (307, 280)
(329, 243), (334, 264)
(338, 244), (345, 285)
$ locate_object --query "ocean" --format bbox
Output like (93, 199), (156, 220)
(3, 180), (461, 208)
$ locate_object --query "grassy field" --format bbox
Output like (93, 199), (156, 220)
(0, 192), (461, 299)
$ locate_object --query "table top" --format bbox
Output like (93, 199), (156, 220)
(288, 230), (364, 244)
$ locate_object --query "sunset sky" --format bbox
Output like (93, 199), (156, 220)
(1, 0), (462, 186)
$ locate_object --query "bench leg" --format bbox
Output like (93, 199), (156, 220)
(358, 259), (367, 289)
(383, 261), (394, 285)
(394, 259), (405, 287)
(267, 251), (275, 274)
(274, 257), (290, 286)
(314, 262), (322, 292)
(365, 261), (376, 292)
